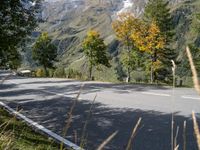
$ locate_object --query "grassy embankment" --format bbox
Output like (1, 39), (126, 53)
(0, 107), (60, 150)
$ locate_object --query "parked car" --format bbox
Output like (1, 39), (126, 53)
(17, 70), (31, 77)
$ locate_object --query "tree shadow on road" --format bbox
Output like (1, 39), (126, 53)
(5, 97), (199, 150)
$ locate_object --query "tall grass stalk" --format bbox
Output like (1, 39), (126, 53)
(171, 60), (176, 150)
(192, 111), (200, 150)
(183, 121), (186, 150)
(80, 94), (97, 148)
(96, 131), (118, 150)
(186, 46), (200, 150)
(186, 46), (200, 94)
(60, 84), (84, 150)
(126, 117), (142, 150)
(174, 126), (179, 150)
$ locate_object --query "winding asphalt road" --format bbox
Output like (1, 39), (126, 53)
(0, 70), (200, 150)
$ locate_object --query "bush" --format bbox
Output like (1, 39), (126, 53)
(131, 71), (148, 83)
(53, 67), (66, 78)
(48, 69), (54, 77)
(36, 68), (45, 77)
(66, 68), (82, 79)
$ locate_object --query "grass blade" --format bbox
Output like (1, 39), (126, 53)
(60, 84), (84, 150)
(192, 111), (200, 150)
(96, 131), (118, 150)
(126, 117), (142, 150)
(186, 46), (200, 94)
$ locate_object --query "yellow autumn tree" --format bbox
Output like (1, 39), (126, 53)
(112, 12), (141, 82)
(131, 21), (165, 83)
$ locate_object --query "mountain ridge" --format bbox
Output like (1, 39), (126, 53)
(23, 0), (200, 82)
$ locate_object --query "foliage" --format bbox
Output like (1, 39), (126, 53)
(36, 68), (46, 77)
(120, 50), (143, 74)
(143, 0), (177, 82)
(177, 44), (200, 78)
(0, 108), (59, 150)
(191, 13), (200, 34)
(130, 21), (165, 82)
(48, 69), (55, 77)
(112, 12), (142, 82)
(112, 13), (140, 46)
(0, 0), (41, 69)
(144, 0), (173, 41)
(53, 67), (66, 78)
(131, 21), (165, 54)
(66, 68), (82, 79)
(82, 30), (110, 79)
(32, 32), (57, 75)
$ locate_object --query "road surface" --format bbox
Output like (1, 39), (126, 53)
(0, 70), (200, 150)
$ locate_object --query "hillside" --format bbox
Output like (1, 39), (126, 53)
(23, 0), (200, 83)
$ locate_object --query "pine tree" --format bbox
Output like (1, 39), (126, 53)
(32, 32), (57, 76)
(82, 30), (110, 80)
(144, 0), (177, 82)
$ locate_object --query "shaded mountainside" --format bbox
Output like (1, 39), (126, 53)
(23, 0), (200, 82)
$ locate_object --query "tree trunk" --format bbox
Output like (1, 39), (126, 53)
(151, 61), (153, 84)
(126, 68), (130, 83)
(126, 43), (131, 83)
(44, 65), (47, 77)
(89, 64), (93, 80)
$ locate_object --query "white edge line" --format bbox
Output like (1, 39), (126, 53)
(182, 96), (200, 100)
(142, 92), (171, 97)
(0, 101), (84, 150)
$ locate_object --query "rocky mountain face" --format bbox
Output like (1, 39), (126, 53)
(30, 0), (199, 81)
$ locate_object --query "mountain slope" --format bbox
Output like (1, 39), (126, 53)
(29, 0), (200, 82)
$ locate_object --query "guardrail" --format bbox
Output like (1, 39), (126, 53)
(0, 101), (84, 150)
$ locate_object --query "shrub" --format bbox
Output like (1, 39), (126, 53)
(53, 67), (66, 78)
(36, 68), (45, 77)
(48, 69), (55, 77)
(66, 68), (82, 79)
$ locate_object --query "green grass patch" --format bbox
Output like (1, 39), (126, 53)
(0, 108), (60, 150)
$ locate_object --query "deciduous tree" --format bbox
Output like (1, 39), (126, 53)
(131, 21), (165, 83)
(82, 30), (110, 80)
(112, 13), (141, 82)
(32, 32), (57, 76)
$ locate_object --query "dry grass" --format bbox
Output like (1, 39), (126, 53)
(60, 84), (84, 150)
(186, 46), (200, 94)
(171, 59), (176, 150)
(80, 94), (97, 148)
(96, 131), (118, 150)
(183, 121), (187, 150)
(192, 111), (200, 150)
(126, 117), (142, 150)
(174, 126), (179, 150)
(186, 46), (200, 150)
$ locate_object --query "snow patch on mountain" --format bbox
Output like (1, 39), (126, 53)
(117, 0), (133, 15)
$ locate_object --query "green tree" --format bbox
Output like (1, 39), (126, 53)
(112, 12), (141, 82)
(32, 32), (57, 75)
(0, 0), (41, 69)
(82, 30), (110, 80)
(177, 44), (200, 78)
(144, 0), (177, 82)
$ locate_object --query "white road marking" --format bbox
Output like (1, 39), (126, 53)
(0, 102), (83, 150)
(142, 92), (171, 97)
(181, 96), (200, 100)
(41, 90), (79, 99)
